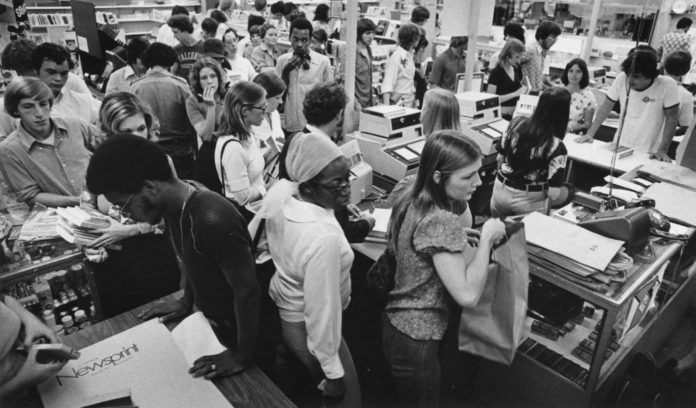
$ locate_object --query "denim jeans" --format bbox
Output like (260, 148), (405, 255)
(382, 315), (441, 408)
(490, 178), (549, 218)
(280, 319), (362, 408)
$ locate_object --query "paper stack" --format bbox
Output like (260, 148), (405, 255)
(365, 208), (392, 244)
(55, 207), (111, 245)
(18, 208), (61, 242)
(523, 212), (626, 293)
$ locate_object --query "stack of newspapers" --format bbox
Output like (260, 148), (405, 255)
(55, 207), (111, 245)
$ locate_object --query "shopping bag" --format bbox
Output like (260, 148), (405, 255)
(458, 222), (529, 365)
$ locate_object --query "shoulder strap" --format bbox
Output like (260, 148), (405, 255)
(218, 138), (242, 196)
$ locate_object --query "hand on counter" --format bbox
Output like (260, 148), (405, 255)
(189, 350), (250, 379)
(89, 222), (143, 247)
(574, 134), (594, 144)
(137, 298), (190, 323)
(650, 150), (672, 162)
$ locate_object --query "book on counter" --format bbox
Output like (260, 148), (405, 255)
(604, 144), (634, 158)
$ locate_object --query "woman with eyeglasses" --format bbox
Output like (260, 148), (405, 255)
(384, 130), (505, 407)
(85, 92), (180, 317)
(187, 58), (227, 194)
(222, 28), (257, 83)
(250, 23), (282, 73)
(250, 132), (361, 407)
(215, 81), (268, 222)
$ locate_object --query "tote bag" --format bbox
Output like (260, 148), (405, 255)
(458, 222), (529, 366)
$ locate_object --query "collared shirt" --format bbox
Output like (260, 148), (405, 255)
(52, 87), (101, 125)
(132, 70), (195, 151)
(267, 196), (354, 379)
(382, 46), (416, 102)
(0, 117), (101, 203)
(250, 43), (282, 72)
(430, 47), (466, 91)
(521, 42), (547, 92)
(355, 44), (373, 108)
(105, 65), (142, 94)
(276, 49), (332, 132)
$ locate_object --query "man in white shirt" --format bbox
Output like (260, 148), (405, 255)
(156, 5), (191, 47)
(579, 49), (679, 162)
(276, 18), (332, 133)
(31, 43), (100, 124)
(520, 21), (561, 92)
(105, 37), (149, 95)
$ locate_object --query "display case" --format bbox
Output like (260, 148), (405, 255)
(475, 236), (695, 408)
(0, 241), (102, 335)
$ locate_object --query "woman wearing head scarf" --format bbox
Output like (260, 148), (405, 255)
(249, 132), (361, 407)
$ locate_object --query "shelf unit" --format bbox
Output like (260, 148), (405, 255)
(475, 237), (695, 408)
(27, 1), (201, 40)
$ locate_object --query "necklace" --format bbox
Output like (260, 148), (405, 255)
(177, 185), (194, 258)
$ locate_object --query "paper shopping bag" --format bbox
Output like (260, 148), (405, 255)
(458, 223), (529, 365)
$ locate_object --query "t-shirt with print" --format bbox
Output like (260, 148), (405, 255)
(606, 73), (680, 153)
(174, 40), (204, 80)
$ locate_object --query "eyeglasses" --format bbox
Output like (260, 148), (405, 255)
(244, 103), (268, 113)
(315, 179), (350, 194)
(117, 193), (134, 220)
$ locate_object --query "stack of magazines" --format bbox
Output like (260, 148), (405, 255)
(364, 208), (392, 244)
(523, 212), (626, 293)
(55, 207), (111, 245)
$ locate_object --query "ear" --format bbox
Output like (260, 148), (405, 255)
(432, 170), (441, 185)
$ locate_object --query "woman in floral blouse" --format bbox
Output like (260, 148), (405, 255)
(562, 58), (597, 134)
(383, 130), (505, 407)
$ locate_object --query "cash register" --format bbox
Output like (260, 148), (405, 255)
(457, 92), (509, 155)
(338, 140), (373, 205)
(347, 105), (424, 183)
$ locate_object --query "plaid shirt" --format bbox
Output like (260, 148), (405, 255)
(521, 42), (547, 92)
(659, 31), (691, 63)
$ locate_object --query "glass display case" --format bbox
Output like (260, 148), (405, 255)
(475, 235), (694, 407)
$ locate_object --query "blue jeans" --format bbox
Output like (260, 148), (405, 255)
(382, 315), (441, 408)
(490, 178), (548, 218)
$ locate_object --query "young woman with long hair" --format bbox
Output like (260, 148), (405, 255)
(215, 81), (267, 220)
(490, 86), (571, 217)
(186, 57), (227, 194)
(384, 130), (505, 407)
(420, 88), (461, 137)
(486, 38), (528, 120)
(561, 58), (597, 134)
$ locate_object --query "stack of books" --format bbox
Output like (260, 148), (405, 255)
(19, 208), (61, 242)
(55, 207), (111, 245)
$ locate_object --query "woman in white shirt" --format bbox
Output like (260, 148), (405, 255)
(215, 81), (268, 221)
(250, 132), (361, 407)
(222, 28), (257, 84)
(382, 23), (421, 107)
(251, 72), (285, 140)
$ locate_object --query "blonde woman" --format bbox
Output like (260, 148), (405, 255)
(486, 38), (528, 119)
(215, 81), (268, 221)
(420, 88), (461, 137)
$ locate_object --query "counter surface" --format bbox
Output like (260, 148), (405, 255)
(56, 292), (296, 408)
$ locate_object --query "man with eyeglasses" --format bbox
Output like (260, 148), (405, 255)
(277, 82), (375, 242)
(520, 21), (561, 92)
(86, 135), (260, 379)
(276, 18), (331, 133)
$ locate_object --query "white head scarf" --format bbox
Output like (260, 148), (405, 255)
(248, 132), (344, 235)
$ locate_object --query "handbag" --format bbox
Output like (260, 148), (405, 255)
(458, 221), (529, 366)
(365, 244), (396, 298)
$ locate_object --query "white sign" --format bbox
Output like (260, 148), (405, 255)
(38, 318), (232, 408)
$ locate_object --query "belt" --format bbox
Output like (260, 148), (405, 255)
(497, 173), (548, 192)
